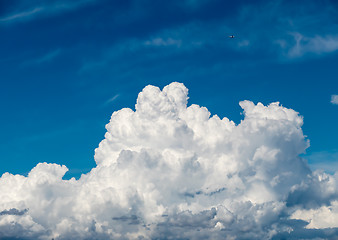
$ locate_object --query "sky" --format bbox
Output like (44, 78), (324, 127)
(0, 0), (337, 178)
(0, 0), (338, 239)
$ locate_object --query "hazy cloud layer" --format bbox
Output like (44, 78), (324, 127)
(1, 82), (338, 239)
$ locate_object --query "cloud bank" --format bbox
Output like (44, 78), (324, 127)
(1, 82), (338, 239)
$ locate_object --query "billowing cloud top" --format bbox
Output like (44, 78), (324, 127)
(1, 82), (338, 239)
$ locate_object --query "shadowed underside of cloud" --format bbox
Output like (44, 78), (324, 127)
(1, 82), (338, 239)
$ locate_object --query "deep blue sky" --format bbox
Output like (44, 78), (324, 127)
(0, 0), (337, 179)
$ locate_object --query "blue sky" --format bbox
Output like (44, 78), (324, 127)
(0, 0), (337, 179)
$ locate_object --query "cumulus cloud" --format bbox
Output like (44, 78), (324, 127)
(0, 82), (338, 239)
(291, 200), (338, 229)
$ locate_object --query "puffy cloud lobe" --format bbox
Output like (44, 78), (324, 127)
(291, 200), (338, 229)
(0, 82), (337, 239)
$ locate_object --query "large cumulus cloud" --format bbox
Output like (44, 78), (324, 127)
(1, 82), (338, 239)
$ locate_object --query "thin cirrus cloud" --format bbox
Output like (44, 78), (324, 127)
(0, 7), (43, 22)
(102, 94), (120, 107)
(144, 37), (182, 47)
(22, 49), (61, 66)
(0, 0), (94, 23)
(0, 82), (338, 239)
(77, 1), (338, 78)
(54, 0), (338, 78)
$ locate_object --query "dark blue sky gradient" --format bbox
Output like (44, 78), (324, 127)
(0, 0), (337, 178)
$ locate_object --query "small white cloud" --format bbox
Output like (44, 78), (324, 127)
(287, 33), (338, 58)
(104, 94), (120, 106)
(331, 95), (338, 105)
(144, 37), (182, 47)
(237, 40), (250, 48)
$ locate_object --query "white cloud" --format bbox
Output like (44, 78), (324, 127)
(0, 0), (94, 23)
(290, 171), (338, 229)
(287, 33), (338, 58)
(0, 7), (43, 22)
(34, 49), (61, 64)
(0, 82), (337, 239)
(144, 37), (182, 47)
(22, 49), (61, 66)
(105, 94), (120, 104)
(237, 39), (250, 48)
(331, 95), (338, 105)
(291, 200), (338, 229)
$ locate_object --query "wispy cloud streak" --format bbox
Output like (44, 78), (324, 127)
(0, 7), (43, 22)
(287, 33), (338, 58)
(0, 0), (94, 23)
